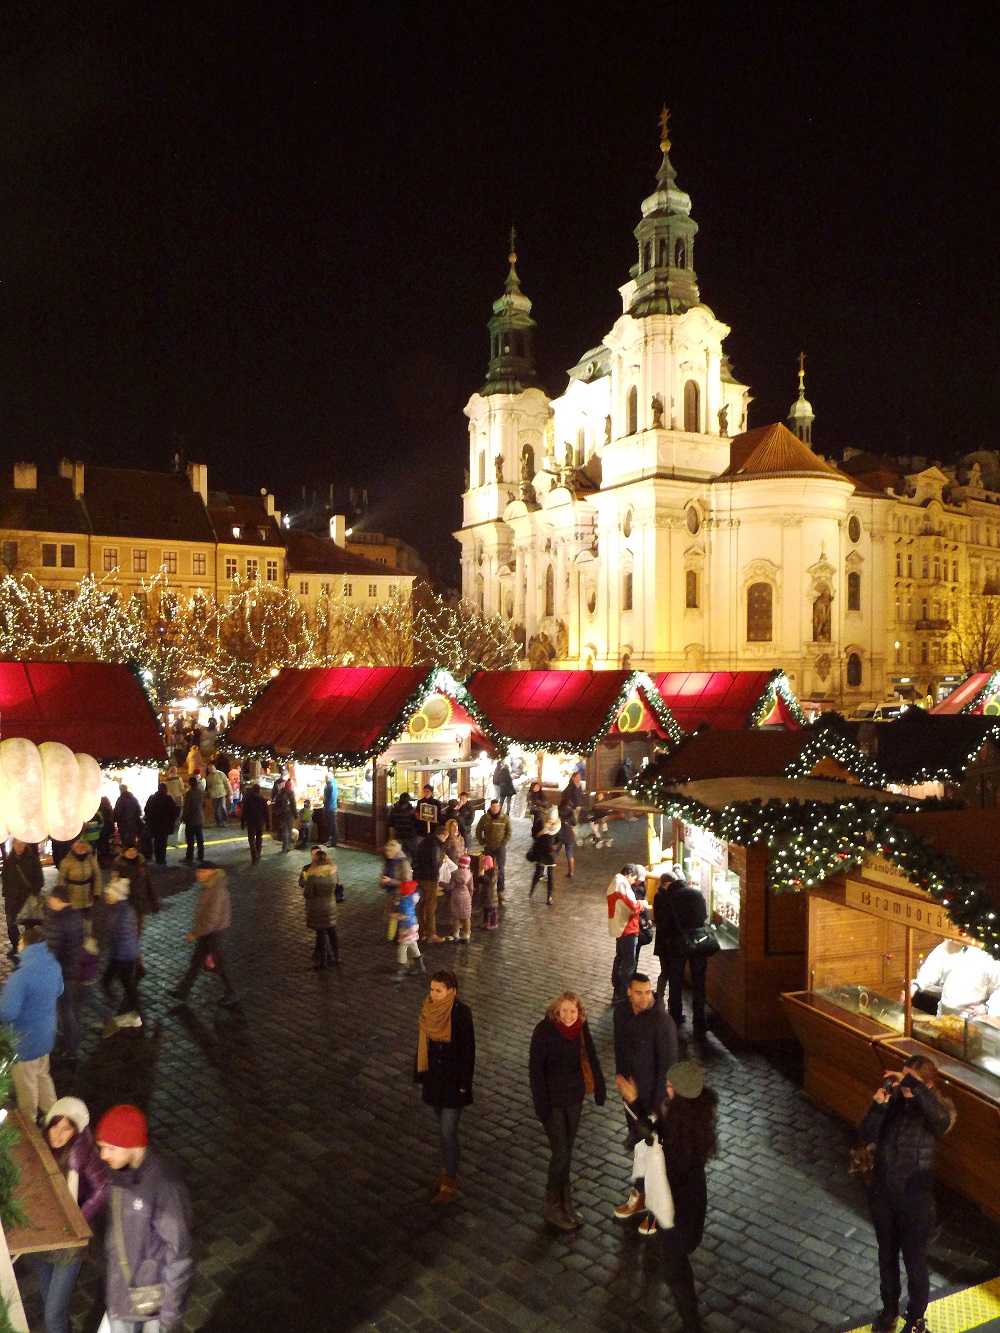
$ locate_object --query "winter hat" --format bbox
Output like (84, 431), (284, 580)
(95, 1104), (148, 1149)
(104, 877), (130, 903)
(45, 1096), (90, 1132)
(543, 808), (561, 834)
(457, 854), (471, 867)
(384, 840), (402, 857)
(480, 854), (494, 870)
(399, 879), (418, 897)
(667, 1061), (705, 1100)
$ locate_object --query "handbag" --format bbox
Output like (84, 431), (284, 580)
(112, 1189), (164, 1318)
(636, 907), (654, 948)
(667, 892), (720, 957)
(580, 1040), (595, 1096)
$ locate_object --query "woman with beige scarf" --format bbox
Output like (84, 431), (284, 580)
(414, 969), (475, 1205)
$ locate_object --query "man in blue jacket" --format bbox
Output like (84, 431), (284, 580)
(0, 924), (64, 1121)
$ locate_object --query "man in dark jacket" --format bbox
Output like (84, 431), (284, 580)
(241, 782), (269, 865)
(859, 1056), (955, 1333)
(43, 886), (85, 1057)
(653, 870), (710, 1034)
(273, 780), (297, 852)
(181, 776), (205, 864)
(170, 864), (238, 1006)
(454, 792), (475, 848)
(492, 760), (515, 813)
(412, 825), (448, 944)
(95, 1103), (194, 1333)
(144, 783), (179, 866)
(389, 792), (418, 859)
(415, 784), (442, 838)
(2, 839), (43, 954)
(113, 783), (143, 851)
(612, 973), (678, 1224)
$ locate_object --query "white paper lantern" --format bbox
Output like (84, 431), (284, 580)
(75, 753), (103, 827)
(40, 741), (83, 843)
(0, 737), (46, 844)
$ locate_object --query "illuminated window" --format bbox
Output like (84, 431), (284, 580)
(41, 543), (57, 567)
(232, 526), (241, 539)
(299, 580), (309, 595)
(163, 551), (177, 574)
(60, 544), (75, 567)
(847, 653), (862, 686)
(225, 558), (237, 579)
(683, 380), (700, 432)
(847, 570), (861, 610)
(622, 570), (633, 611)
(266, 560), (278, 582)
(747, 582), (772, 642)
(192, 552), (206, 576)
(103, 547), (117, 572)
(133, 550), (147, 573)
(368, 583), (377, 598)
(685, 569), (699, 608)
(246, 558), (258, 580)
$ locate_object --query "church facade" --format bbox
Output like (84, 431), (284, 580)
(456, 121), (994, 709)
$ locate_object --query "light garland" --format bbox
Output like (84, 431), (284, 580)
(747, 669), (809, 729)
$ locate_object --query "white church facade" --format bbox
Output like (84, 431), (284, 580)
(456, 119), (994, 709)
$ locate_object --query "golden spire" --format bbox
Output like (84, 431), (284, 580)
(658, 104), (671, 153)
(508, 225), (517, 265)
(797, 350), (806, 397)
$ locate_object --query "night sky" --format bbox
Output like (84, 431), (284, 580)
(2, 3), (997, 577)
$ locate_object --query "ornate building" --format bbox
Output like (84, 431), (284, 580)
(456, 118), (894, 707)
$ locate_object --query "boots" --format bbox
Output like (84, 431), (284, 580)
(391, 965), (409, 983)
(432, 1178), (456, 1205)
(543, 1188), (575, 1232)
(901, 1320), (928, 1333)
(561, 1184), (583, 1229)
(870, 1310), (898, 1332)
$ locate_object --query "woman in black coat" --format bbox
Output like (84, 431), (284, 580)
(529, 991), (606, 1230)
(414, 969), (475, 1205)
(528, 809), (560, 904)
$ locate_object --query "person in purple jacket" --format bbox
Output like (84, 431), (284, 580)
(32, 1096), (110, 1333)
(100, 878), (142, 1036)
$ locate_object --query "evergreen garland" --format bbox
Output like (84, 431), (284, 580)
(0, 1023), (25, 1231)
(746, 669), (809, 729)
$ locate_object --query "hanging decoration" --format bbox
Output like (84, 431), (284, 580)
(0, 738), (102, 843)
(779, 721), (883, 787)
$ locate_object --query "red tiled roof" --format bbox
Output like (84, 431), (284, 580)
(651, 671), (800, 731)
(282, 529), (397, 577)
(722, 423), (853, 482)
(930, 673), (1000, 715)
(225, 666), (435, 761)
(0, 661), (166, 762)
(465, 670), (673, 749)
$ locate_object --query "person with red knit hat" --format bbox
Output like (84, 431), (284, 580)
(95, 1104), (194, 1333)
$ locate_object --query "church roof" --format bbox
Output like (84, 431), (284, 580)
(722, 422), (853, 483)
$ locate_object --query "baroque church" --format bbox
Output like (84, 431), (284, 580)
(455, 116), (967, 709)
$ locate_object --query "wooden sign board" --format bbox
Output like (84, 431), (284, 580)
(4, 1111), (92, 1257)
(844, 880), (966, 943)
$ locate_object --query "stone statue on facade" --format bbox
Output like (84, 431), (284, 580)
(495, 454), (504, 484)
(812, 588), (832, 643)
(718, 404), (729, 436)
(651, 395), (664, 429)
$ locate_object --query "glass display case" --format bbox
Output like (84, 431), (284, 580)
(812, 982), (905, 1034)
(912, 1013), (1000, 1079)
(676, 822), (742, 946)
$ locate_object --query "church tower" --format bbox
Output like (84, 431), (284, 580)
(628, 107), (700, 317)
(787, 352), (815, 444)
(482, 231), (539, 395)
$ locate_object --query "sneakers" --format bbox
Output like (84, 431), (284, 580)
(871, 1313), (898, 1332)
(614, 1189), (645, 1219)
(638, 1215), (658, 1237)
(118, 1012), (143, 1029)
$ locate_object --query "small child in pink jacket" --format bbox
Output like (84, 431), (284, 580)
(446, 854), (474, 941)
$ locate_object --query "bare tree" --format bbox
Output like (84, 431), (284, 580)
(954, 588), (1000, 674)
(412, 581), (519, 675)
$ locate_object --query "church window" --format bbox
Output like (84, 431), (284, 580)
(907, 554), (913, 577)
(921, 641), (928, 664)
(921, 597), (928, 619)
(475, 574), (484, 613)
(683, 380), (700, 432)
(922, 555), (929, 578)
(622, 570), (633, 611)
(848, 515), (861, 543)
(952, 560), (958, 582)
(544, 564), (555, 618)
(674, 238), (686, 269)
(521, 444), (534, 478)
(658, 239), (668, 267)
(622, 508), (633, 538)
(846, 653), (862, 687)
(643, 242), (652, 272)
(626, 386), (638, 436)
(478, 450), (486, 487)
(895, 552), (902, 576)
(847, 570), (861, 611)
(746, 582), (772, 642)
(685, 569), (699, 608)
(895, 643), (902, 664)
(934, 556), (940, 579)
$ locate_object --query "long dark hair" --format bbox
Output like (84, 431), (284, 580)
(661, 1086), (718, 1168)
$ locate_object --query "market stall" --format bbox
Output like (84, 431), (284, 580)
(651, 669), (806, 732)
(930, 670), (1000, 716)
(781, 807), (1000, 1218)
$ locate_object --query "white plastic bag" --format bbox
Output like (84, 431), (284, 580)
(631, 1137), (674, 1229)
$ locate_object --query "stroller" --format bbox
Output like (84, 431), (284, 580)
(575, 807), (613, 849)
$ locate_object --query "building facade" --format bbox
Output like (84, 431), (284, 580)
(456, 123), (996, 707)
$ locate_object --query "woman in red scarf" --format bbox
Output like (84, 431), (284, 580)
(528, 991), (606, 1230)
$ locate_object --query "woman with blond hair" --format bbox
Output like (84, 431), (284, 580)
(529, 990), (606, 1230)
(442, 818), (465, 865)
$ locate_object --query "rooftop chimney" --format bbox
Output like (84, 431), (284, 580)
(261, 489), (275, 517)
(186, 462), (208, 505)
(13, 463), (37, 490)
(59, 458), (85, 499)
(330, 514), (347, 547)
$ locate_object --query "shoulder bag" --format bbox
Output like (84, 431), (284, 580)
(112, 1188), (163, 1318)
(636, 906), (654, 948)
(667, 892), (720, 957)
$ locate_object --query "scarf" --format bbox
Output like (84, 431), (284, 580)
(417, 991), (455, 1073)
(555, 1018), (584, 1041)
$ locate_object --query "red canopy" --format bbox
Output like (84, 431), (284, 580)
(465, 670), (676, 750)
(930, 672), (1000, 715)
(225, 665), (454, 762)
(0, 661), (165, 763)
(651, 670), (802, 731)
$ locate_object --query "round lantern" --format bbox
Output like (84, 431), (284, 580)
(0, 737), (47, 844)
(75, 753), (103, 828)
(40, 742), (84, 843)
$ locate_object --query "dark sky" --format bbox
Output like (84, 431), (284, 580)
(2, 2), (998, 577)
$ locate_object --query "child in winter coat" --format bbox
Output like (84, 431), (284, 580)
(447, 855), (474, 941)
(101, 878), (142, 1034)
(299, 847), (340, 968)
(391, 880), (424, 982)
(480, 853), (499, 930)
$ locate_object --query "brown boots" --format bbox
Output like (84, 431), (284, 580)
(543, 1187), (583, 1231)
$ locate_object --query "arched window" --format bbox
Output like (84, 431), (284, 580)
(622, 569), (634, 611)
(685, 569), (699, 608)
(626, 385), (638, 436)
(683, 380), (700, 433)
(544, 564), (555, 618)
(747, 582), (772, 642)
(643, 242), (652, 272)
(847, 570), (861, 611)
(658, 239), (668, 267)
(478, 450), (486, 487)
(521, 443), (534, 479)
(847, 652), (862, 687)
(674, 238), (686, 269)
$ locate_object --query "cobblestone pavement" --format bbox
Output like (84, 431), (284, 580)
(20, 817), (1000, 1333)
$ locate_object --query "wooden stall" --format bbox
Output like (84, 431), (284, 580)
(781, 809), (1000, 1218)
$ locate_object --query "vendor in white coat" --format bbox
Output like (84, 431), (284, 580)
(912, 937), (1000, 1017)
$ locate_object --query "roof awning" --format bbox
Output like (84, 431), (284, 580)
(0, 661), (166, 764)
(930, 671), (1000, 715)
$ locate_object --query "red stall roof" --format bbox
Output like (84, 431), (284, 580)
(930, 672), (1000, 715)
(651, 670), (804, 731)
(464, 670), (678, 751)
(0, 661), (166, 763)
(224, 665), (488, 763)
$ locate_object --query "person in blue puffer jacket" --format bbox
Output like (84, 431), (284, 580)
(391, 880), (425, 982)
(0, 924), (64, 1120)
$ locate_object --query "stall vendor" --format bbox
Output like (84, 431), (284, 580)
(912, 939), (1000, 1018)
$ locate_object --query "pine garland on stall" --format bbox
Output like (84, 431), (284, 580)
(0, 1025), (25, 1232)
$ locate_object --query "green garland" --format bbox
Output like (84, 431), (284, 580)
(958, 669), (1000, 714)
(0, 1025), (24, 1232)
(780, 720), (883, 787)
(747, 669), (809, 729)
(899, 721), (1000, 785)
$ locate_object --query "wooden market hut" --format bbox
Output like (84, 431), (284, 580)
(930, 670), (1000, 716)
(650, 669), (806, 733)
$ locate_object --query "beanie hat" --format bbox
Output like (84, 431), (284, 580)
(95, 1104), (148, 1148)
(457, 854), (471, 867)
(544, 808), (561, 834)
(399, 879), (418, 897)
(104, 877), (130, 903)
(45, 1096), (90, 1132)
(667, 1061), (705, 1100)
(384, 840), (402, 857)
(480, 854), (494, 870)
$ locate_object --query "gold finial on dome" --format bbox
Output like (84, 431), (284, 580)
(508, 225), (517, 266)
(658, 104), (671, 153)
(797, 350), (806, 396)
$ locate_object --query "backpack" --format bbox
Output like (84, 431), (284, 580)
(637, 907), (654, 948)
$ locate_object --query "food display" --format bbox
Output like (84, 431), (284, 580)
(813, 983), (905, 1033)
(911, 1013), (980, 1061)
